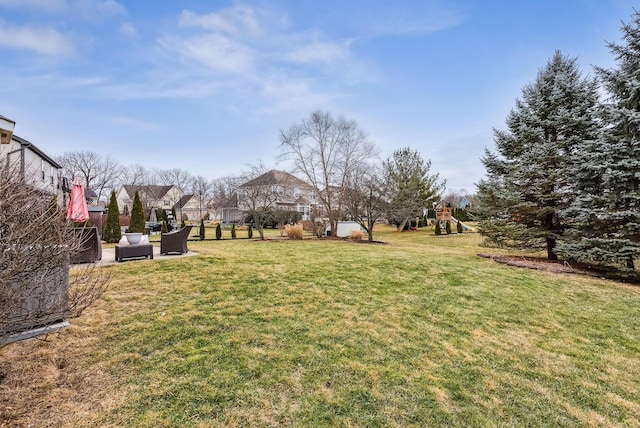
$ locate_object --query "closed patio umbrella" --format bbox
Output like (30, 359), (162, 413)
(66, 178), (89, 223)
(149, 208), (157, 223)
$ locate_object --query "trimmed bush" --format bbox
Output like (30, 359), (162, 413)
(199, 219), (205, 240)
(285, 224), (304, 240)
(129, 191), (145, 233)
(231, 224), (237, 239)
(457, 220), (463, 233)
(434, 221), (442, 235)
(161, 220), (168, 233)
(103, 190), (121, 243)
(445, 220), (452, 234)
(216, 223), (222, 240)
(247, 225), (253, 239)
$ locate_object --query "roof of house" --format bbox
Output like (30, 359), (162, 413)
(174, 194), (193, 209)
(121, 184), (175, 200)
(239, 170), (310, 188)
(11, 134), (62, 168)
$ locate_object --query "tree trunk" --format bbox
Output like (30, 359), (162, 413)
(626, 257), (635, 270)
(397, 218), (409, 232)
(256, 218), (265, 240)
(546, 237), (558, 261)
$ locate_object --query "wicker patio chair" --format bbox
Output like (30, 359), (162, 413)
(160, 225), (193, 255)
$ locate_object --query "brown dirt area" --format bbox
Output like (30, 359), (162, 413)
(478, 253), (640, 284)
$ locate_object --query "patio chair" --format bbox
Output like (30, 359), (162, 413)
(70, 226), (102, 264)
(160, 225), (193, 255)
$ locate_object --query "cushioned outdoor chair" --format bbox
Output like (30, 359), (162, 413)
(70, 226), (103, 264)
(160, 225), (193, 255)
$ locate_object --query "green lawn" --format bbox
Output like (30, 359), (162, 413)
(2, 226), (639, 427)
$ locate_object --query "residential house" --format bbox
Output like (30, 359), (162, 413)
(237, 170), (318, 221)
(116, 184), (183, 218)
(1, 122), (64, 201)
(174, 194), (213, 222)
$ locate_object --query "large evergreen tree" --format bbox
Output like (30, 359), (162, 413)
(384, 147), (444, 232)
(559, 13), (640, 270)
(476, 51), (599, 260)
(129, 190), (145, 233)
(103, 190), (122, 243)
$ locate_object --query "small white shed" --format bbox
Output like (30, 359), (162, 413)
(327, 221), (362, 238)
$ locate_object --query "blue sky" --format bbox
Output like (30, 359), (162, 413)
(0, 0), (635, 193)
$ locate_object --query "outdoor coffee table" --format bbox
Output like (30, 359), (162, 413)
(115, 243), (154, 262)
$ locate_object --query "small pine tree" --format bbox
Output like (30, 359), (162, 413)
(231, 223), (237, 239)
(161, 220), (168, 233)
(129, 191), (145, 233)
(103, 190), (121, 243)
(216, 223), (222, 240)
(445, 220), (452, 234)
(247, 225), (253, 239)
(435, 221), (442, 235)
(171, 206), (177, 223)
(456, 219), (463, 233)
(199, 219), (205, 240)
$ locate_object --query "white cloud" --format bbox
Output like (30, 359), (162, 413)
(178, 6), (262, 37)
(287, 40), (350, 64)
(118, 22), (137, 37)
(159, 33), (254, 75)
(0, 22), (74, 56)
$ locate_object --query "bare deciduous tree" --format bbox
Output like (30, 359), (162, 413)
(280, 110), (377, 236)
(211, 175), (241, 222)
(343, 162), (387, 242)
(56, 151), (122, 203)
(237, 162), (279, 240)
(189, 175), (214, 220)
(0, 163), (109, 346)
(121, 164), (151, 187)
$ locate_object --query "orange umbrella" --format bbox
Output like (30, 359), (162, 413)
(66, 178), (89, 223)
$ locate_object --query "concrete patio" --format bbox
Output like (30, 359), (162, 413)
(91, 246), (198, 266)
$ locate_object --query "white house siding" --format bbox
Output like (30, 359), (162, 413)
(1, 135), (62, 199)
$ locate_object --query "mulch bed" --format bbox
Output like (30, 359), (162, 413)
(478, 253), (640, 284)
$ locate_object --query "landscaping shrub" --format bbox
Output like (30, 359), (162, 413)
(435, 221), (442, 235)
(302, 220), (326, 238)
(247, 225), (253, 239)
(349, 230), (364, 240)
(216, 223), (222, 240)
(231, 224), (237, 239)
(457, 220), (464, 233)
(103, 190), (121, 243)
(445, 220), (452, 234)
(199, 219), (205, 240)
(285, 224), (304, 239)
(129, 191), (145, 233)
(161, 220), (168, 234)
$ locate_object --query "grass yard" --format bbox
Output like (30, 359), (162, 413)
(1, 226), (640, 427)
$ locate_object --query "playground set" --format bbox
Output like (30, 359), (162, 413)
(435, 204), (469, 231)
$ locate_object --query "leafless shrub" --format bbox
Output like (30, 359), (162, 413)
(302, 220), (327, 238)
(0, 163), (110, 346)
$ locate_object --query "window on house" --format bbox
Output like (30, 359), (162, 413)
(164, 200), (170, 206)
(41, 160), (45, 180)
(311, 190), (317, 201)
(294, 187), (300, 198)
